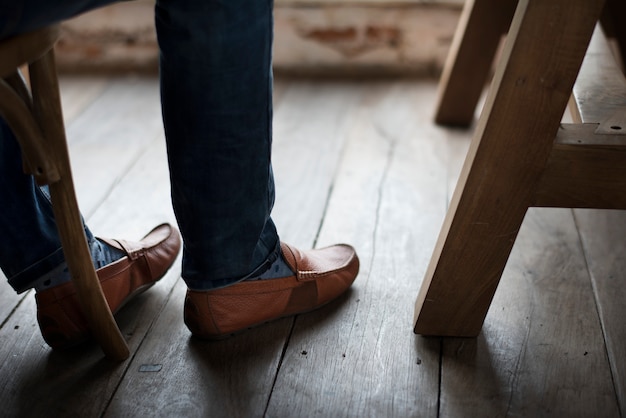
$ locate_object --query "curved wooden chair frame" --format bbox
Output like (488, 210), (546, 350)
(0, 26), (129, 360)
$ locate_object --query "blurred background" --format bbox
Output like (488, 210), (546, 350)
(54, 0), (463, 78)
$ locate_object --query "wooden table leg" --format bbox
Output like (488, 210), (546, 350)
(414, 0), (605, 337)
(434, 0), (517, 127)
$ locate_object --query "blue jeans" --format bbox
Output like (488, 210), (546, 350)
(0, 0), (280, 292)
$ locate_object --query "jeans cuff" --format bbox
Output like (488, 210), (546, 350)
(7, 246), (66, 294)
(183, 240), (282, 291)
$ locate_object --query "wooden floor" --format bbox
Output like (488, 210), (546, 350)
(0, 75), (625, 417)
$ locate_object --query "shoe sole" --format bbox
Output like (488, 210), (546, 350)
(189, 296), (342, 341)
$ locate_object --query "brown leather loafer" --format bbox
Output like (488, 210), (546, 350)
(35, 223), (181, 349)
(184, 242), (359, 340)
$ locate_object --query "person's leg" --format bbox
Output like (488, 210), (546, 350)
(155, 0), (360, 339)
(0, 118), (181, 347)
(0, 0), (126, 294)
(0, 119), (124, 293)
(156, 0), (280, 290)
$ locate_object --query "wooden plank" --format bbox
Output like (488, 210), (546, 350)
(104, 80), (366, 416)
(571, 25), (626, 125)
(440, 208), (620, 416)
(266, 81), (447, 416)
(59, 76), (108, 124)
(0, 270), (180, 416)
(2, 73), (624, 416)
(1, 140), (174, 416)
(414, 0), (605, 337)
(0, 77), (180, 415)
(0, 276), (27, 325)
(573, 208), (626, 417)
(64, 76), (164, 218)
(534, 124), (626, 209)
(437, 95), (618, 417)
(81, 133), (176, 239)
(106, 278), (292, 417)
(269, 80), (369, 247)
(0, 138), (182, 414)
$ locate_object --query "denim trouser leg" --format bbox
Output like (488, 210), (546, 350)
(0, 120), (100, 293)
(0, 0), (118, 293)
(156, 0), (279, 290)
(0, 0), (280, 291)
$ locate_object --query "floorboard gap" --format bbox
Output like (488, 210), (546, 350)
(437, 338), (443, 418)
(572, 209), (623, 415)
(263, 316), (297, 417)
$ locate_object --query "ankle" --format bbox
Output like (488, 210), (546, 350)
(33, 262), (71, 291)
(89, 238), (125, 269)
(33, 239), (125, 292)
(248, 252), (294, 281)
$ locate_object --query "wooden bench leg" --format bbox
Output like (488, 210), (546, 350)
(434, 0), (517, 127)
(414, 0), (605, 337)
(29, 49), (130, 360)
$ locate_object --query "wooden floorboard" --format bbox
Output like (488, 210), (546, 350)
(574, 209), (626, 416)
(266, 81), (448, 417)
(439, 208), (620, 417)
(0, 75), (181, 416)
(435, 101), (621, 416)
(0, 75), (624, 417)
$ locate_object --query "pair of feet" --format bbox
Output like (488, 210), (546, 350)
(35, 223), (359, 349)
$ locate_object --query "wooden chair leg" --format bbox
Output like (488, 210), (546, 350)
(434, 0), (517, 127)
(29, 49), (129, 360)
(414, 0), (605, 337)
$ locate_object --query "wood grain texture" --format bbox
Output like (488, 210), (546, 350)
(0, 77), (107, 360)
(65, 77), (164, 218)
(414, 0), (605, 337)
(534, 125), (626, 209)
(59, 76), (108, 123)
(1, 75), (624, 416)
(573, 25), (626, 125)
(267, 82), (447, 417)
(0, 75), (178, 413)
(440, 208), (620, 417)
(438, 103), (620, 416)
(0, 75), (108, 345)
(574, 209), (626, 417)
(106, 278), (292, 418)
(0, 26), (59, 78)
(271, 81), (366, 248)
(31, 47), (129, 360)
(104, 80), (366, 417)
